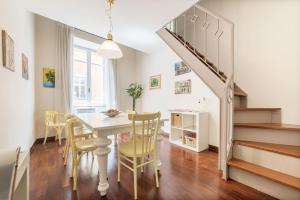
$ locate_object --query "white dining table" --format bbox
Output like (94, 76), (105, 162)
(76, 112), (167, 197)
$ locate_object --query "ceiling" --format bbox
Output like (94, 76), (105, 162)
(25, 0), (198, 52)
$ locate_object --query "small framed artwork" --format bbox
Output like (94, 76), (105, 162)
(175, 61), (191, 76)
(22, 54), (29, 80)
(175, 79), (191, 94)
(43, 67), (55, 88)
(2, 30), (15, 71)
(149, 75), (161, 89)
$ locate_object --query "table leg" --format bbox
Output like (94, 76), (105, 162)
(156, 131), (163, 170)
(94, 135), (112, 196)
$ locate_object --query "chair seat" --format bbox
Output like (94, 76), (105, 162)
(74, 128), (93, 138)
(47, 122), (65, 127)
(75, 139), (97, 152)
(119, 138), (155, 157)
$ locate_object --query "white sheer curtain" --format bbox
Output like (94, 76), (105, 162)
(103, 59), (118, 110)
(55, 23), (74, 113)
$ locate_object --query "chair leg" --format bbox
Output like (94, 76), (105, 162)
(63, 137), (68, 158)
(73, 154), (78, 190)
(58, 127), (63, 146)
(141, 157), (144, 173)
(43, 126), (49, 145)
(117, 151), (121, 182)
(153, 153), (159, 188)
(133, 157), (138, 199)
(63, 138), (70, 166)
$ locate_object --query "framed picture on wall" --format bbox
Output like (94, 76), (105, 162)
(43, 67), (55, 88)
(22, 54), (29, 80)
(149, 75), (161, 89)
(2, 30), (15, 71)
(175, 79), (191, 94)
(175, 61), (191, 76)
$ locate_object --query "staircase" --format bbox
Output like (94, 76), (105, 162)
(157, 3), (300, 200)
(230, 90), (300, 199)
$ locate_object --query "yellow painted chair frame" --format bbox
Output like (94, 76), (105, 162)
(117, 112), (161, 199)
(62, 114), (95, 166)
(43, 111), (66, 145)
(66, 117), (97, 191)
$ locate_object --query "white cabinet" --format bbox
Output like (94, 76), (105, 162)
(169, 110), (208, 152)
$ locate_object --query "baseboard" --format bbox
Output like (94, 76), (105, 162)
(35, 136), (56, 144)
(209, 145), (219, 153)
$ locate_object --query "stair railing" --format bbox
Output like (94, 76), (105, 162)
(164, 4), (234, 179)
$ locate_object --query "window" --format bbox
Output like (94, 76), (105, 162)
(73, 42), (105, 112)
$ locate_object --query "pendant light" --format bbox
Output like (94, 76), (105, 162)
(97, 0), (123, 59)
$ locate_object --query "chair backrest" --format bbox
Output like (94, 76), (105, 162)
(126, 110), (137, 114)
(128, 112), (161, 157)
(65, 117), (84, 147)
(45, 111), (58, 125)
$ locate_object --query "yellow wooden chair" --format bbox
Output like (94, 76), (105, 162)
(63, 114), (95, 166)
(66, 117), (97, 191)
(117, 112), (161, 199)
(43, 111), (66, 145)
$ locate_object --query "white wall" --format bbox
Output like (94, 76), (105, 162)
(136, 40), (220, 147)
(34, 15), (57, 139)
(34, 15), (137, 138)
(0, 0), (35, 150)
(200, 0), (300, 124)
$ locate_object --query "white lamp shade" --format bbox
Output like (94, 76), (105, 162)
(97, 39), (123, 59)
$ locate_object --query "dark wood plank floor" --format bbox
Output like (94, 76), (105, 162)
(30, 137), (276, 200)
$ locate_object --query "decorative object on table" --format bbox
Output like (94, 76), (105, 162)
(149, 74), (161, 89)
(2, 30), (15, 71)
(175, 61), (191, 76)
(175, 79), (191, 94)
(126, 83), (143, 111)
(101, 109), (120, 117)
(97, 0), (123, 59)
(43, 67), (55, 88)
(21, 54), (28, 80)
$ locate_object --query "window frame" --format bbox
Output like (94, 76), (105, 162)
(73, 45), (105, 108)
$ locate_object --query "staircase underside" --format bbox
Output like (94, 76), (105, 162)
(157, 28), (226, 97)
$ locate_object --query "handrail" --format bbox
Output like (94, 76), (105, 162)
(162, 4), (234, 179)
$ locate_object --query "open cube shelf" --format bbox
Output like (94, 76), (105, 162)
(169, 110), (209, 152)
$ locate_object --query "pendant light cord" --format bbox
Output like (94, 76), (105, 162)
(105, 3), (113, 35)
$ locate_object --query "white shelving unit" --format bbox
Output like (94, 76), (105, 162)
(169, 109), (209, 152)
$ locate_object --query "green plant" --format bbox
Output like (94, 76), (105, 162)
(46, 70), (55, 84)
(126, 83), (143, 111)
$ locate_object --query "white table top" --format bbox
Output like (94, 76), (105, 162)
(76, 112), (168, 130)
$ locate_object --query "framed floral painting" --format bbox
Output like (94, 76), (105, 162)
(43, 67), (55, 88)
(149, 75), (161, 89)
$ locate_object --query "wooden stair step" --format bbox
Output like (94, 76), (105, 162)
(228, 158), (300, 190)
(234, 140), (300, 158)
(234, 91), (247, 97)
(234, 123), (300, 131)
(234, 83), (247, 97)
(234, 108), (281, 111)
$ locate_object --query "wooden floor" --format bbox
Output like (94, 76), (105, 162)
(30, 137), (276, 200)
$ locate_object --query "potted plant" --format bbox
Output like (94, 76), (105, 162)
(126, 83), (143, 111)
